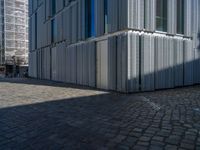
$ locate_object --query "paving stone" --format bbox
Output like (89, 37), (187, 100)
(149, 145), (164, 150)
(165, 144), (178, 150)
(137, 141), (149, 147)
(180, 142), (195, 150)
(0, 78), (200, 149)
(116, 145), (130, 150)
(133, 145), (148, 150)
(139, 136), (151, 142)
(152, 136), (164, 142)
(151, 140), (165, 147)
(165, 135), (181, 145)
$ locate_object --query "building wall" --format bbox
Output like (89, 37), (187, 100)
(0, 0), (29, 66)
(29, 0), (200, 93)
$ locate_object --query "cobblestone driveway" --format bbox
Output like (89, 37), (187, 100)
(0, 78), (200, 150)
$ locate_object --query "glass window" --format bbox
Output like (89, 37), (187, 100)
(85, 0), (95, 38)
(156, 0), (168, 32)
(177, 0), (184, 34)
(51, 0), (56, 16)
(104, 0), (108, 33)
(51, 19), (56, 43)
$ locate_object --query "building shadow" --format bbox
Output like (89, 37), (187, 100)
(0, 93), (142, 149)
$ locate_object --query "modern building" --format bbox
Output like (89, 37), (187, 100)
(0, 0), (29, 76)
(29, 0), (200, 93)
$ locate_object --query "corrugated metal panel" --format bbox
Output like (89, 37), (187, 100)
(46, 47), (51, 80)
(168, 0), (176, 34)
(33, 0), (38, 12)
(128, 0), (144, 30)
(70, 45), (77, 84)
(61, 43), (66, 82)
(118, 0), (128, 30)
(82, 43), (89, 86)
(29, 51), (37, 78)
(97, 40), (109, 89)
(55, 13), (63, 42)
(65, 45), (70, 83)
(127, 31), (140, 92)
(37, 6), (44, 49)
(56, 43), (65, 82)
(51, 46), (57, 81)
(107, 0), (119, 33)
(141, 33), (155, 91)
(46, 21), (52, 46)
(144, 0), (156, 31)
(192, 0), (199, 49)
(194, 49), (200, 84)
(184, 0), (192, 36)
(88, 42), (96, 87)
(31, 14), (35, 51)
(71, 3), (78, 44)
(108, 36), (117, 90)
(56, 0), (64, 13)
(117, 32), (139, 93)
(37, 49), (42, 79)
(155, 36), (165, 89)
(95, 0), (104, 36)
(63, 7), (71, 45)
(76, 44), (83, 85)
(45, 0), (51, 19)
(155, 36), (175, 89)
(78, 0), (85, 40)
(184, 39), (194, 85)
(174, 38), (184, 87)
(117, 33), (126, 92)
(164, 37), (174, 88)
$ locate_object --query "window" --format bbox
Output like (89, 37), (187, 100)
(51, 19), (56, 43)
(51, 0), (56, 16)
(177, 0), (184, 34)
(104, 0), (108, 33)
(85, 0), (95, 38)
(156, 0), (167, 32)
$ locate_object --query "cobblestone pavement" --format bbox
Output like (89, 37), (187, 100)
(0, 78), (200, 150)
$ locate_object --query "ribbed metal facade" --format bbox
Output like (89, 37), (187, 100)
(29, 0), (200, 93)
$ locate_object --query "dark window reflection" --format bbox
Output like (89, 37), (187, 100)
(156, 0), (168, 32)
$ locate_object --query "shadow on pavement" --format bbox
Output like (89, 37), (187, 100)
(0, 93), (143, 150)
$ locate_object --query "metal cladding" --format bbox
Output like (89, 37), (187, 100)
(108, 36), (117, 90)
(128, 0), (144, 30)
(95, 0), (104, 36)
(144, 0), (156, 31)
(184, 39), (194, 86)
(140, 33), (155, 91)
(29, 0), (200, 93)
(174, 38), (184, 87)
(168, 0), (176, 34)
